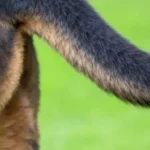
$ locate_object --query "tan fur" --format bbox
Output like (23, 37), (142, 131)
(0, 21), (14, 30)
(0, 90), (37, 149)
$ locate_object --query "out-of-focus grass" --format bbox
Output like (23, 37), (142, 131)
(34, 0), (150, 149)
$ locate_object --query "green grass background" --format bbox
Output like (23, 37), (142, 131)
(34, 0), (150, 149)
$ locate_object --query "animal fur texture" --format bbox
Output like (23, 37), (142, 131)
(0, 24), (39, 149)
(0, 0), (149, 149)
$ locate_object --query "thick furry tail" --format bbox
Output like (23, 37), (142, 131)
(19, 0), (150, 106)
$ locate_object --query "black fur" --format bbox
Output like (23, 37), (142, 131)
(27, 139), (39, 150)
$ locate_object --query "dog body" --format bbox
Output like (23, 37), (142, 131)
(0, 0), (149, 149)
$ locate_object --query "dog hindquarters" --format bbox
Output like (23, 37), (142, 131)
(0, 34), (40, 150)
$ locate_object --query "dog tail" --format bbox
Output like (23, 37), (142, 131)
(23, 0), (150, 106)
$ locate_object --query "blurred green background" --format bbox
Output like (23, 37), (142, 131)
(34, 0), (150, 149)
